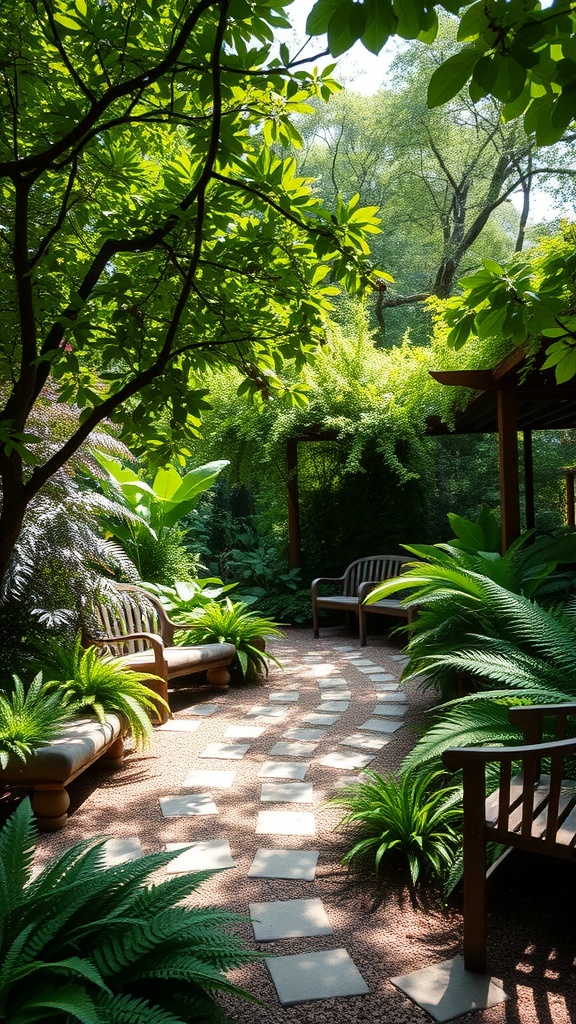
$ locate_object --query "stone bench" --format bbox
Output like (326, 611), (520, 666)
(0, 715), (124, 830)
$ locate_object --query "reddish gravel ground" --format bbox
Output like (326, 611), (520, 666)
(4, 625), (576, 1024)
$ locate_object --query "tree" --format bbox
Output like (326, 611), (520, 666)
(0, 0), (386, 594)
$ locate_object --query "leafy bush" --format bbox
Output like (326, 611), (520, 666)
(0, 674), (77, 769)
(0, 798), (262, 1024)
(174, 599), (284, 682)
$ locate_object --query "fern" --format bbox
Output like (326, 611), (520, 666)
(0, 673), (76, 769)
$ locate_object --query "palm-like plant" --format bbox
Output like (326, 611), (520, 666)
(174, 599), (284, 682)
(0, 674), (77, 769)
(0, 798), (262, 1024)
(327, 769), (462, 896)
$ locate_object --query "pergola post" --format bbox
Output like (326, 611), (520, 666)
(497, 385), (521, 551)
(286, 438), (301, 568)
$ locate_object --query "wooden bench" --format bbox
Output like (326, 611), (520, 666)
(311, 556), (412, 645)
(443, 702), (576, 973)
(0, 715), (124, 830)
(86, 585), (236, 722)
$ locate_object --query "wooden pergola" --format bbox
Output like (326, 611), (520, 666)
(427, 346), (576, 551)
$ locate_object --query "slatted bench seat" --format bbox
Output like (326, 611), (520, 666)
(311, 556), (412, 645)
(0, 715), (124, 831)
(443, 702), (576, 973)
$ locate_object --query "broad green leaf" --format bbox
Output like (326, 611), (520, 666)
(427, 49), (479, 107)
(361, 0), (397, 53)
(306, 0), (340, 35)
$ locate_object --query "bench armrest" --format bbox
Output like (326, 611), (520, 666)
(443, 734), (576, 772)
(90, 632), (166, 677)
(508, 702), (576, 743)
(358, 580), (387, 601)
(311, 575), (346, 598)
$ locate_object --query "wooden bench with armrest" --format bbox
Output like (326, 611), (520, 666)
(311, 555), (412, 645)
(443, 702), (576, 974)
(85, 584), (236, 722)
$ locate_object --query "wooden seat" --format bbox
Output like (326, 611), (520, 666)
(86, 585), (236, 721)
(311, 555), (412, 645)
(443, 703), (576, 973)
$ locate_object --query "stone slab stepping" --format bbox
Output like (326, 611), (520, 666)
(224, 724), (267, 739)
(392, 654), (409, 663)
(248, 848), (319, 880)
(260, 781), (313, 803)
(319, 750), (375, 770)
(199, 742), (251, 759)
(317, 701), (350, 712)
(391, 956), (508, 1022)
(269, 741), (319, 757)
(348, 659), (375, 667)
(340, 733), (390, 751)
(181, 769), (236, 790)
(185, 704), (221, 716)
(258, 761), (310, 780)
(250, 897), (332, 941)
(311, 664), (337, 675)
(101, 837), (143, 866)
(246, 704), (289, 718)
(374, 682), (401, 692)
(156, 719), (202, 732)
(371, 703), (407, 718)
(255, 810), (316, 836)
(359, 718), (403, 735)
(285, 727), (327, 742)
(166, 839), (235, 873)
(269, 691), (300, 702)
(318, 677), (348, 687)
(302, 713), (340, 726)
(319, 690), (351, 701)
(332, 645), (355, 651)
(266, 948), (369, 1005)
(159, 793), (218, 817)
(357, 665), (384, 674)
(370, 673), (396, 682)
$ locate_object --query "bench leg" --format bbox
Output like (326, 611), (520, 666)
(461, 776), (489, 973)
(207, 666), (230, 691)
(31, 785), (70, 831)
(100, 736), (125, 769)
(359, 607), (368, 646)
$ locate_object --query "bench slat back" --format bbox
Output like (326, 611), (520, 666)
(343, 556), (408, 596)
(94, 589), (165, 655)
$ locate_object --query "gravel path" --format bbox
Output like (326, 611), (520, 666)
(7, 626), (576, 1024)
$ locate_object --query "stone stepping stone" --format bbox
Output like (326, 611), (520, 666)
(332, 645), (355, 651)
(181, 768), (236, 790)
(255, 810), (316, 836)
(165, 840), (235, 873)
(332, 775), (363, 790)
(369, 673), (396, 682)
(319, 750), (375, 770)
(269, 691), (300, 702)
(248, 848), (319, 880)
(260, 781), (313, 803)
(316, 700), (350, 712)
(371, 703), (406, 718)
(159, 793), (218, 817)
(302, 712), (340, 726)
(348, 658), (375, 667)
(320, 690), (351, 701)
(156, 719), (202, 732)
(375, 691), (408, 702)
(199, 742), (251, 759)
(357, 665), (386, 675)
(392, 654), (409, 663)
(311, 664), (337, 675)
(249, 897), (332, 941)
(358, 718), (403, 735)
(374, 682), (401, 691)
(285, 727), (327, 742)
(185, 704), (221, 716)
(318, 678), (348, 687)
(266, 948), (369, 1005)
(391, 955), (507, 1021)
(246, 704), (289, 718)
(339, 733), (390, 751)
(224, 724), (267, 739)
(101, 837), (143, 866)
(258, 761), (309, 780)
(269, 741), (319, 757)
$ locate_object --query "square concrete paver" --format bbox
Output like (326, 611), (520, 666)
(369, 673), (396, 682)
(317, 701), (350, 712)
(348, 659), (375, 667)
(270, 741), (319, 757)
(248, 848), (319, 880)
(319, 750), (375, 770)
(246, 704), (289, 718)
(318, 678), (349, 687)
(371, 703), (407, 718)
(285, 727), (327, 742)
(159, 793), (219, 817)
(181, 769), (236, 790)
(302, 713), (341, 726)
(260, 781), (313, 803)
(391, 956), (508, 1022)
(185, 704), (221, 716)
(101, 837), (143, 865)
(266, 948), (369, 1005)
(339, 733), (390, 751)
(319, 690), (352, 702)
(255, 810), (316, 836)
(165, 840), (235, 873)
(156, 718), (202, 732)
(224, 724), (267, 739)
(258, 761), (310, 780)
(269, 691), (300, 702)
(374, 682), (400, 691)
(359, 718), (403, 735)
(357, 665), (384, 674)
(332, 645), (355, 651)
(199, 743), (251, 759)
(250, 897), (332, 941)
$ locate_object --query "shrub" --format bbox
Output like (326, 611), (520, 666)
(174, 599), (284, 682)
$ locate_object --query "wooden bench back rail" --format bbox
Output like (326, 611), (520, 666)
(94, 585), (176, 655)
(443, 702), (576, 974)
(311, 555), (411, 643)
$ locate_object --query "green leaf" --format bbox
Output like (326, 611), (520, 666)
(327, 1), (367, 56)
(306, 0), (340, 35)
(427, 49), (479, 107)
(361, 0), (397, 54)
